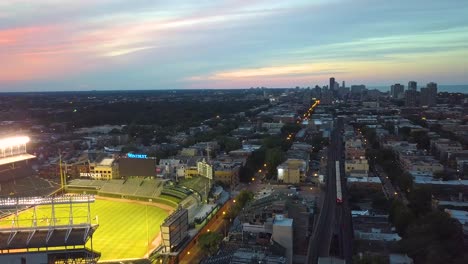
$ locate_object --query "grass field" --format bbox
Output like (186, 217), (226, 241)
(0, 199), (169, 261)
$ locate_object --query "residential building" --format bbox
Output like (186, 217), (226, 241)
(391, 83), (405, 99)
(420, 82), (437, 106)
(180, 148), (198, 157)
(408, 81), (417, 91)
(430, 138), (463, 161)
(213, 162), (240, 187)
(90, 158), (118, 180)
(405, 90), (418, 107)
(272, 215), (293, 264)
(277, 159), (307, 183)
(345, 158), (369, 177)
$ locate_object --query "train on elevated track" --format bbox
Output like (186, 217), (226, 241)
(336, 161), (343, 204)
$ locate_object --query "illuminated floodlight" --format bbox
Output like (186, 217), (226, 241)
(0, 136), (30, 149)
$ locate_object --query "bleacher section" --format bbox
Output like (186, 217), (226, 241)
(161, 186), (192, 200)
(0, 176), (60, 197)
(0, 160), (35, 183)
(66, 178), (190, 207)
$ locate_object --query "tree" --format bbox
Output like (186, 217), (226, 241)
(389, 200), (415, 236)
(398, 172), (414, 193)
(217, 136), (241, 153)
(398, 211), (465, 264)
(265, 147), (285, 178)
(262, 136), (283, 149)
(408, 186), (432, 217)
(236, 190), (254, 206)
(371, 195), (390, 211)
(198, 232), (223, 256)
(433, 171), (450, 181)
(411, 130), (430, 150)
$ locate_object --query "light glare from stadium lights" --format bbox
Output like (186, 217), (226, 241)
(0, 136), (30, 149)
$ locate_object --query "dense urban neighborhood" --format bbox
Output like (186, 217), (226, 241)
(1, 82), (467, 264)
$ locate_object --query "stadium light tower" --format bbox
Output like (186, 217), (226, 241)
(0, 136), (30, 158)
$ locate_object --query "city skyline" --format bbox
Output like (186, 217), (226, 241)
(1, 0), (468, 91)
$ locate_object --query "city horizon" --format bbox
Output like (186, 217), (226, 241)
(1, 0), (468, 91)
(0, 83), (466, 94)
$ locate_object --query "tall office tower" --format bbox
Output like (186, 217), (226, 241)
(330, 77), (335, 91)
(405, 90), (418, 107)
(390, 83), (405, 99)
(408, 81), (417, 91)
(342, 81), (345, 89)
(421, 82), (437, 106)
(321, 87), (333, 104)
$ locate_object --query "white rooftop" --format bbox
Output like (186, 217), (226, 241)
(99, 158), (114, 166)
(273, 215), (293, 227)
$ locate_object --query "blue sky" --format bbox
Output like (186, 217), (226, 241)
(1, 0), (467, 91)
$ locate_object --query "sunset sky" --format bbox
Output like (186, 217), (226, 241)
(1, 0), (468, 91)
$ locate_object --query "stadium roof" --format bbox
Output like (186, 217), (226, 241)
(0, 154), (36, 166)
(0, 224), (98, 250)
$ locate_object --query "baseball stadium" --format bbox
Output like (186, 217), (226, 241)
(0, 136), (208, 263)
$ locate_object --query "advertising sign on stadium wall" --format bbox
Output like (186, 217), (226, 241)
(80, 172), (102, 178)
(126, 153), (147, 159)
(119, 158), (156, 177)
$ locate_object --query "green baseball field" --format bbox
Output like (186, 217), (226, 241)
(0, 199), (170, 261)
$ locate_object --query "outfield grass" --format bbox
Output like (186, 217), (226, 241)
(0, 199), (169, 261)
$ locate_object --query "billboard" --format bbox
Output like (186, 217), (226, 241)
(119, 158), (156, 178)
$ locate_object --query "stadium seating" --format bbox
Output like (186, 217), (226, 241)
(0, 176), (59, 197)
(66, 178), (169, 200)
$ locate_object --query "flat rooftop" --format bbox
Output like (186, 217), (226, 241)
(99, 158), (114, 166)
(274, 217), (293, 227)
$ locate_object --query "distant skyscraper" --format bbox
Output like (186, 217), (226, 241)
(342, 81), (345, 89)
(321, 87), (333, 105)
(427, 82), (438, 90)
(405, 90), (418, 107)
(408, 81), (417, 91)
(421, 82), (437, 106)
(390, 83), (405, 99)
(330, 77), (335, 91)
